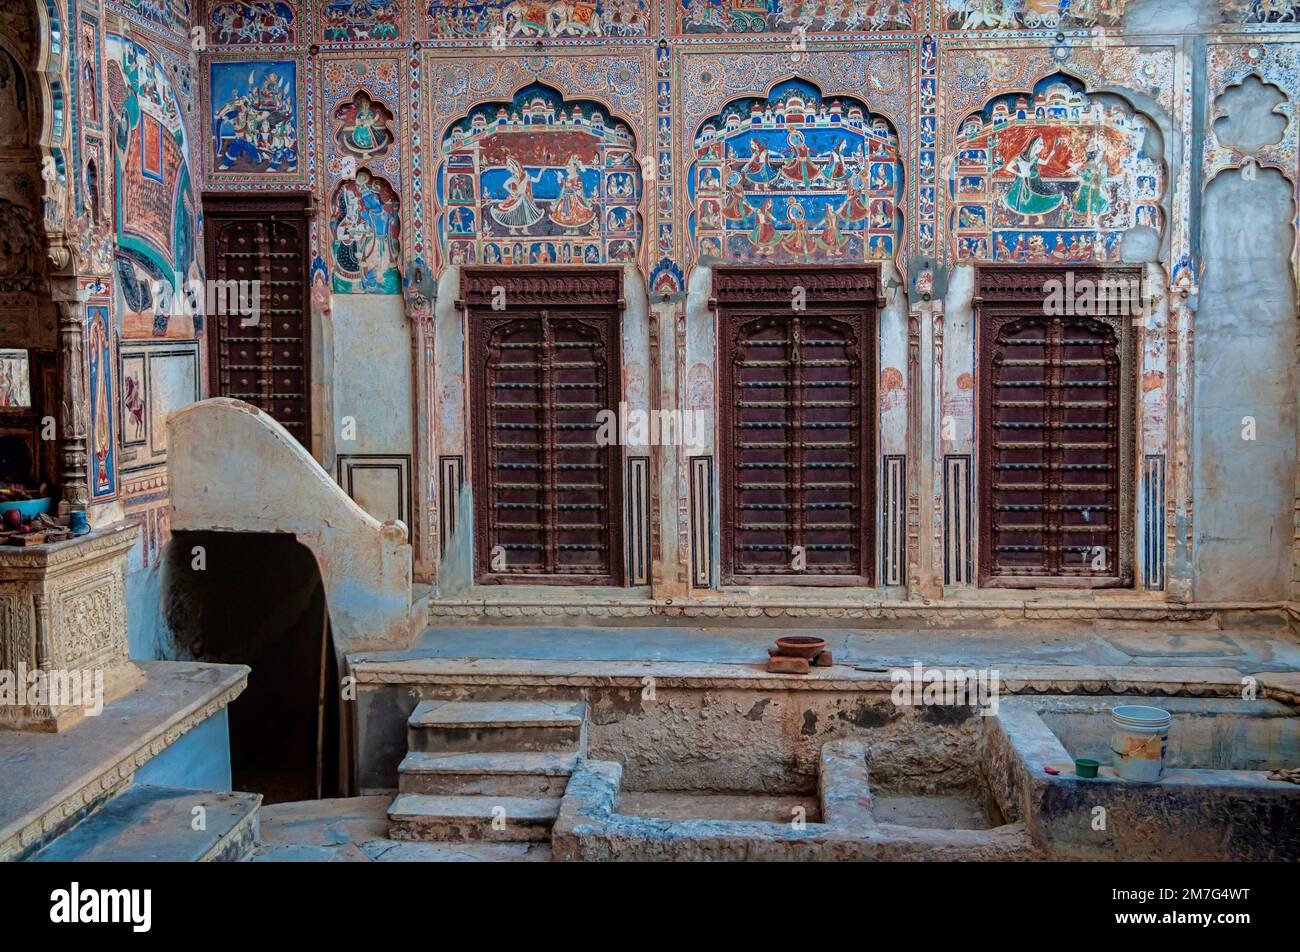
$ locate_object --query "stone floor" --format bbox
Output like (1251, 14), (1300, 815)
(356, 623), (1300, 674)
(264, 626), (1300, 861)
(246, 796), (551, 862)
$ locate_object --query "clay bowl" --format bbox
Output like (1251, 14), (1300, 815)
(774, 635), (827, 659)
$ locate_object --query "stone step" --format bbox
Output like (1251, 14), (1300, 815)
(398, 751), (580, 796)
(387, 793), (560, 842)
(29, 785), (262, 863)
(407, 700), (586, 754)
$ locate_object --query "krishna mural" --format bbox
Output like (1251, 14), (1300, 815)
(948, 75), (1164, 263)
(334, 91), (395, 161)
(688, 79), (903, 265)
(332, 169), (402, 294)
(436, 84), (643, 267)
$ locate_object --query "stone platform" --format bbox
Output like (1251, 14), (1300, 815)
(355, 623), (1300, 674)
(0, 661), (249, 861)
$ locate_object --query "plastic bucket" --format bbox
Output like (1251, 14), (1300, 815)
(1110, 705), (1171, 782)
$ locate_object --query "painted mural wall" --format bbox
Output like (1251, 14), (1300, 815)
(0, 2), (57, 542)
(9, 0), (210, 657)
(41, 0), (1297, 614)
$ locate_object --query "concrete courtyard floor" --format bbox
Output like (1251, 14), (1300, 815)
(252, 623), (1300, 861)
(354, 622), (1300, 677)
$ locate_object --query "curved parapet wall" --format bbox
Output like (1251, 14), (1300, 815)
(167, 398), (412, 652)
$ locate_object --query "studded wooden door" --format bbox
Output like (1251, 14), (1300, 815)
(202, 195), (311, 449)
(976, 266), (1136, 587)
(465, 269), (624, 586)
(715, 267), (879, 586)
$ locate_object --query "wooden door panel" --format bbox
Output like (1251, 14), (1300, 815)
(202, 196), (311, 448)
(976, 267), (1135, 587)
(465, 268), (624, 586)
(715, 267), (879, 586)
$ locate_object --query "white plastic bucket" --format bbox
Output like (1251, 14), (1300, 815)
(1110, 705), (1171, 782)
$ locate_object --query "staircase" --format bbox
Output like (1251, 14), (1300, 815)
(388, 699), (586, 843)
(28, 785), (261, 862)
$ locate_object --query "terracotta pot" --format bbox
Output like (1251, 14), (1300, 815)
(774, 635), (827, 659)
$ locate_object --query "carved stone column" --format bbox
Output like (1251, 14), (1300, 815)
(51, 279), (88, 514)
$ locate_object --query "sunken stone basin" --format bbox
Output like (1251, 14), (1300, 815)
(982, 696), (1300, 861)
(551, 741), (1034, 861)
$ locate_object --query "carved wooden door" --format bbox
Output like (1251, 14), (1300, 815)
(465, 269), (624, 585)
(977, 266), (1136, 587)
(716, 267), (879, 585)
(202, 195), (311, 449)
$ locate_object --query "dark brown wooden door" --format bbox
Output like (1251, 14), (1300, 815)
(977, 267), (1135, 587)
(202, 195), (311, 448)
(466, 269), (623, 585)
(716, 267), (878, 585)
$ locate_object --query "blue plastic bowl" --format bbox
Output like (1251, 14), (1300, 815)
(0, 497), (53, 518)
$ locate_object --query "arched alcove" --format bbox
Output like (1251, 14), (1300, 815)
(434, 82), (644, 269)
(686, 77), (905, 268)
(947, 73), (1167, 265)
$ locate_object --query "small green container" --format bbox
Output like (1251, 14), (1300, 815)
(1075, 758), (1100, 778)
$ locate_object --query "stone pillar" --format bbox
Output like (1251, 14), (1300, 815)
(51, 281), (89, 515)
(650, 297), (687, 599)
(908, 298), (943, 599)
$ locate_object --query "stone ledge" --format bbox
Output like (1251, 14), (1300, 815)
(28, 785), (262, 862)
(350, 655), (1248, 697)
(1256, 671), (1300, 707)
(0, 522), (137, 577)
(0, 660), (250, 862)
(422, 596), (1269, 628)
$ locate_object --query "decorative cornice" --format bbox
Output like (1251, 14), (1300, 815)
(460, 267), (624, 309)
(974, 264), (1144, 303)
(712, 266), (883, 306)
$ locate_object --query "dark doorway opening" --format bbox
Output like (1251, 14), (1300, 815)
(163, 530), (339, 804)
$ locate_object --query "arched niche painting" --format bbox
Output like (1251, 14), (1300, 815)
(0, 46), (31, 149)
(0, 197), (39, 279)
(688, 78), (904, 265)
(949, 74), (1165, 264)
(334, 90), (395, 162)
(331, 169), (402, 294)
(436, 83), (643, 267)
(78, 19), (101, 131)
